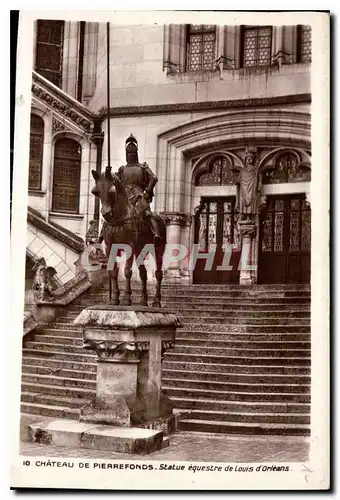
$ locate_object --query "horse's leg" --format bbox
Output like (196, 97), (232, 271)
(138, 264), (148, 306)
(108, 270), (112, 301)
(121, 255), (133, 306)
(110, 262), (120, 305)
(152, 243), (164, 308)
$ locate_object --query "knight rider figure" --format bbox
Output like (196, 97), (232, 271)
(98, 134), (163, 244)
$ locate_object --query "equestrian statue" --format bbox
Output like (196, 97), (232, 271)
(91, 134), (167, 307)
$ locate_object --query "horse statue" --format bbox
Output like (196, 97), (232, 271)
(91, 134), (167, 307)
(32, 257), (57, 301)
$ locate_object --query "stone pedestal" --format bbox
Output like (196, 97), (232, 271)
(27, 305), (181, 454)
(238, 221), (257, 286)
(73, 305), (180, 428)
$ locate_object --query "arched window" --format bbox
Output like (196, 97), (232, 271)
(52, 139), (81, 213)
(29, 114), (44, 191)
(195, 156), (236, 186)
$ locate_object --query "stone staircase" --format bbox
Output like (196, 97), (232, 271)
(21, 283), (311, 436)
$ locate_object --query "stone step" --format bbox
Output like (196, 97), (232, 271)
(178, 419), (310, 436)
(164, 352), (311, 366)
(45, 322), (311, 334)
(175, 338), (311, 349)
(178, 316), (309, 325)
(21, 381), (95, 399)
(21, 355), (97, 372)
(21, 364), (97, 380)
(162, 360), (310, 375)
(162, 369), (311, 385)
(36, 323), (83, 332)
(177, 331), (311, 341)
(164, 387), (310, 403)
(24, 342), (90, 354)
(35, 328), (83, 338)
(20, 402), (79, 420)
(22, 373), (96, 390)
(162, 377), (310, 394)
(21, 391), (91, 408)
(177, 408), (310, 425)
(170, 346), (311, 358)
(73, 301), (311, 310)
(33, 335), (84, 346)
(55, 316), (310, 326)
(85, 285), (310, 294)
(80, 292), (311, 303)
(33, 335), (311, 351)
(64, 309), (311, 319)
(22, 348), (96, 364)
(158, 283), (310, 290)
(181, 324), (310, 333)
(84, 286), (311, 297)
(169, 396), (310, 413)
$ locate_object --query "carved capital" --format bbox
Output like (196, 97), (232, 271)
(161, 340), (175, 356)
(160, 212), (192, 227)
(83, 339), (150, 360)
(91, 131), (104, 146)
(238, 221), (257, 239)
(272, 50), (293, 66)
(216, 55), (235, 70)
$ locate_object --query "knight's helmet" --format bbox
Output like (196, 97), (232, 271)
(125, 133), (139, 165)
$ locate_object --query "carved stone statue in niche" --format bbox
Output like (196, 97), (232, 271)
(236, 146), (261, 221)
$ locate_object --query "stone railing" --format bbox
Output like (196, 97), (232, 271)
(23, 271), (91, 337)
(32, 71), (96, 135)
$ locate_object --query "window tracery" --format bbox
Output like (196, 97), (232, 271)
(52, 138), (81, 213)
(29, 114), (44, 191)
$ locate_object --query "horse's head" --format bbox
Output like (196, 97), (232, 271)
(91, 168), (117, 221)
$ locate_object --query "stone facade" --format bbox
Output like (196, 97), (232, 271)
(27, 21), (311, 285)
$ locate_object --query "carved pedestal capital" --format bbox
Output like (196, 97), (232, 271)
(238, 221), (257, 240)
(160, 212), (192, 227)
(83, 339), (150, 361)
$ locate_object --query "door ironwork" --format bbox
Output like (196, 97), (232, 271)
(259, 195), (311, 283)
(194, 197), (241, 283)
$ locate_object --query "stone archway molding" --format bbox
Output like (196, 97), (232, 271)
(156, 108), (311, 213)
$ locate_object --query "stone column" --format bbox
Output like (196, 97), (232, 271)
(161, 212), (190, 281)
(238, 220), (257, 286)
(179, 214), (193, 281)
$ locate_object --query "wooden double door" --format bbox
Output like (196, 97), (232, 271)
(194, 197), (241, 284)
(258, 195), (311, 284)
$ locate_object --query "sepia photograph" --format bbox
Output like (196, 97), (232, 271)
(10, 9), (329, 491)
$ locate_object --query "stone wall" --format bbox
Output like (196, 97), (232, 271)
(88, 24), (311, 112)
